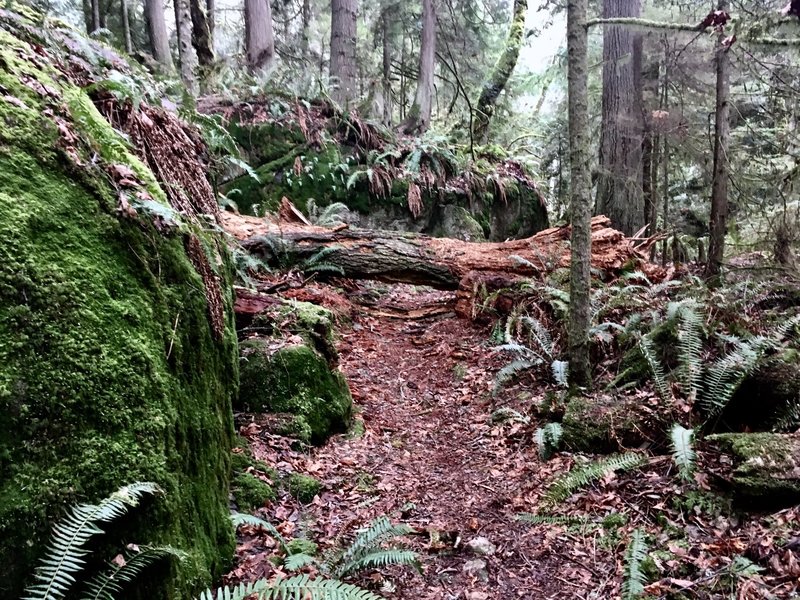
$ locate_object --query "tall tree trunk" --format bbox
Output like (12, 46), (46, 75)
(144, 0), (174, 71)
(121, 0), (133, 52)
(706, 0), (731, 278)
(190, 0), (215, 69)
(567, 0), (592, 389)
(174, 0), (198, 93)
(381, 4), (393, 126)
(301, 0), (311, 60)
(473, 0), (528, 142)
(90, 0), (100, 32)
(244, 0), (276, 74)
(207, 0), (215, 44)
(330, 0), (359, 108)
(399, 0), (436, 134)
(595, 0), (645, 236)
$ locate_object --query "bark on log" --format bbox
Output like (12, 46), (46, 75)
(223, 211), (663, 316)
(224, 212), (656, 286)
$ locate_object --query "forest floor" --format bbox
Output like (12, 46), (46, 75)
(230, 283), (800, 600)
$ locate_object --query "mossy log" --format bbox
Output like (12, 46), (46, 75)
(223, 212), (661, 315)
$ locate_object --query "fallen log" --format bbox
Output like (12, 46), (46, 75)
(222, 211), (664, 315)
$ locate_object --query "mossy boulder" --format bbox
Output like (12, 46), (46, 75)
(232, 472), (276, 511)
(238, 340), (352, 443)
(252, 300), (340, 365)
(0, 17), (237, 598)
(707, 433), (800, 507)
(561, 395), (672, 453)
(288, 473), (322, 503)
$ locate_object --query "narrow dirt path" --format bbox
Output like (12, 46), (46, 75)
(301, 286), (581, 599)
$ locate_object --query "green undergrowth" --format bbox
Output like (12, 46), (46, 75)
(0, 20), (237, 599)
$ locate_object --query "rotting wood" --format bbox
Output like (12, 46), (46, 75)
(222, 211), (664, 317)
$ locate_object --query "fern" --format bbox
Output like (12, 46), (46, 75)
(551, 360), (569, 387)
(336, 550), (421, 578)
(335, 517), (415, 577)
(515, 513), (590, 527)
(230, 513), (289, 553)
(669, 424), (695, 481)
(80, 546), (183, 600)
(621, 528), (648, 600)
(283, 552), (317, 572)
(492, 359), (539, 396)
(675, 304), (704, 402)
(535, 422), (564, 460)
(698, 337), (769, 421)
(196, 574), (384, 600)
(544, 453), (646, 505)
(639, 335), (671, 402)
(23, 482), (162, 600)
(302, 247), (346, 277)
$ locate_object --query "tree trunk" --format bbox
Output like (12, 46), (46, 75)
(190, 0), (215, 69)
(706, 0), (731, 278)
(398, 0), (436, 134)
(473, 0), (528, 142)
(223, 212), (654, 317)
(301, 0), (311, 60)
(567, 0), (592, 388)
(90, 0), (100, 32)
(174, 0), (198, 93)
(381, 4), (393, 126)
(330, 0), (359, 108)
(144, 0), (173, 71)
(244, 0), (276, 74)
(121, 0), (132, 52)
(595, 0), (645, 236)
(207, 0), (215, 43)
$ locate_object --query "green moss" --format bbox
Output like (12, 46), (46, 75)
(232, 473), (276, 511)
(288, 474), (322, 503)
(708, 433), (800, 503)
(0, 25), (237, 599)
(285, 538), (318, 556)
(238, 341), (353, 443)
(252, 300), (339, 365)
(276, 415), (313, 444)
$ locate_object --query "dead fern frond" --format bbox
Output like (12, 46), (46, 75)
(407, 182), (423, 219)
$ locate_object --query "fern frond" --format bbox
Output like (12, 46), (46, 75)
(23, 483), (162, 600)
(80, 546), (183, 600)
(493, 360), (540, 396)
(639, 335), (671, 402)
(676, 305), (704, 401)
(336, 549), (421, 578)
(544, 453), (646, 505)
(230, 513), (288, 552)
(535, 422), (564, 460)
(283, 553), (317, 572)
(669, 424), (695, 481)
(551, 360), (569, 387)
(316, 202), (350, 226)
(197, 575), (384, 600)
(518, 316), (554, 358)
(515, 513), (590, 526)
(338, 517), (414, 570)
(772, 398), (800, 433)
(622, 528), (648, 600)
(699, 338), (769, 421)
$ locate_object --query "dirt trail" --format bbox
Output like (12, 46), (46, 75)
(292, 287), (582, 599)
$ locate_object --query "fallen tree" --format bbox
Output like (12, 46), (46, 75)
(222, 210), (663, 316)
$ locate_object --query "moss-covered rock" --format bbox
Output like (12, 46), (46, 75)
(561, 395), (672, 453)
(232, 472), (276, 511)
(706, 433), (800, 507)
(238, 341), (352, 443)
(288, 473), (322, 503)
(252, 300), (340, 365)
(0, 17), (237, 598)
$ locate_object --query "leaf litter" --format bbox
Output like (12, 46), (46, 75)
(226, 283), (800, 599)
